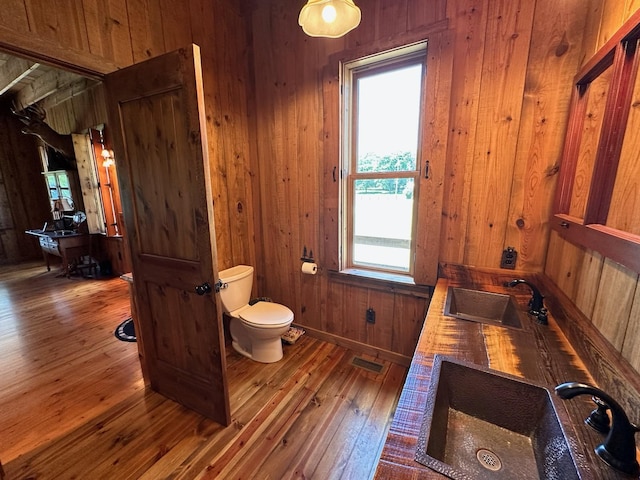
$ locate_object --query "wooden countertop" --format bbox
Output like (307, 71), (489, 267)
(374, 264), (638, 479)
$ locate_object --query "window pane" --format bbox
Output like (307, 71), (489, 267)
(57, 173), (70, 188)
(352, 179), (414, 272)
(356, 64), (422, 173)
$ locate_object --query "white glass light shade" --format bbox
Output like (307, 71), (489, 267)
(298, 0), (361, 38)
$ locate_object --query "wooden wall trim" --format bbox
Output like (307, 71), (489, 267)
(551, 214), (640, 274)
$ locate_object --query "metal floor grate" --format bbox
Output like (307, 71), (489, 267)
(351, 356), (385, 374)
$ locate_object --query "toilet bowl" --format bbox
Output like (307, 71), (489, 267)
(218, 265), (294, 363)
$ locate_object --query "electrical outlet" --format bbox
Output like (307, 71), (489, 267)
(500, 247), (517, 269)
(366, 308), (376, 324)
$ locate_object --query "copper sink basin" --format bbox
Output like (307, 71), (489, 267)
(415, 356), (581, 479)
(444, 287), (524, 329)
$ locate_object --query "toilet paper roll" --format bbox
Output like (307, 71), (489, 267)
(301, 262), (318, 275)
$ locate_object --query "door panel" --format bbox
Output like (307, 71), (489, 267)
(105, 45), (230, 425)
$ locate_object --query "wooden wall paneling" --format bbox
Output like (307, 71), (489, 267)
(439, 0), (488, 265)
(407, 0), (447, 31)
(344, 0), (375, 49)
(325, 281), (344, 336)
(212, 2), (256, 270)
(160, 0), (193, 53)
(391, 293), (428, 357)
(625, 1), (640, 20)
(364, 289), (395, 351)
(592, 257), (638, 349)
(189, 0), (256, 275)
(621, 280), (640, 371)
(574, 248), (604, 318)
(544, 230), (585, 300)
(606, 66), (640, 235)
(70, 94), (95, 134)
(81, 0), (134, 66)
(295, 32), (325, 326)
(553, 236), (585, 302)
(23, 1), (61, 44)
(0, 161), (16, 263)
(189, 0), (233, 273)
(377, 0), (410, 40)
(463, 0), (536, 268)
(0, 1), (30, 32)
(0, 112), (50, 263)
(414, 30), (453, 285)
(504, 0), (589, 271)
(127, 0), (166, 62)
(567, 65), (612, 219)
(579, 0), (605, 66)
(26, 1), (91, 53)
(598, 0), (628, 49)
(258, 4), (298, 309)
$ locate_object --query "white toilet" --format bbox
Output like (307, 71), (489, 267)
(218, 265), (294, 363)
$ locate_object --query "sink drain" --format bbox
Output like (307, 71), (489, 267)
(477, 448), (502, 471)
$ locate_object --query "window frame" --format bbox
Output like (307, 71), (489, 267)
(341, 47), (427, 276)
(322, 26), (451, 288)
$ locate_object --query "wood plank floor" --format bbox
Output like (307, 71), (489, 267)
(0, 262), (407, 479)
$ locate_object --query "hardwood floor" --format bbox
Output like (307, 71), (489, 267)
(0, 262), (407, 479)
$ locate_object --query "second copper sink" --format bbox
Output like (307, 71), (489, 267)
(444, 286), (525, 329)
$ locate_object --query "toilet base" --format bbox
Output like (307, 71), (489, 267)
(231, 337), (284, 363)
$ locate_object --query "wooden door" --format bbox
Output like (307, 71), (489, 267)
(104, 45), (230, 425)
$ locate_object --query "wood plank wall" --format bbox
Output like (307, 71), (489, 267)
(5, 0), (637, 363)
(0, 110), (50, 264)
(544, 0), (640, 376)
(0, 0), (257, 275)
(247, 0), (591, 358)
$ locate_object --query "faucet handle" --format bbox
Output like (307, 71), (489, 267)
(586, 396), (611, 434)
(535, 307), (548, 325)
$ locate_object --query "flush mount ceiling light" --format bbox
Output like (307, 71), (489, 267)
(298, 0), (361, 38)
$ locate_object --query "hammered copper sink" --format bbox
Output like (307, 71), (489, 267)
(443, 287), (525, 329)
(415, 356), (581, 479)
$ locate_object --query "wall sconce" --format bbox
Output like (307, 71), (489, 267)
(298, 0), (361, 38)
(101, 148), (115, 168)
(98, 129), (115, 168)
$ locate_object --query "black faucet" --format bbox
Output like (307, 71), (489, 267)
(504, 279), (547, 323)
(555, 382), (640, 475)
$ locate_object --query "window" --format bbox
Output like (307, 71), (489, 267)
(341, 44), (427, 276)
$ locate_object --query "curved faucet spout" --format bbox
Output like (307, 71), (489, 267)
(555, 382), (640, 475)
(504, 279), (545, 316)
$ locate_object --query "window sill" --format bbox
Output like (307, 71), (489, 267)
(329, 268), (433, 297)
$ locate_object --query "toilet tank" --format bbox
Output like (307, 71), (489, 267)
(218, 265), (254, 313)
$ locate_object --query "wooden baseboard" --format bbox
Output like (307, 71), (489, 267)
(296, 324), (412, 368)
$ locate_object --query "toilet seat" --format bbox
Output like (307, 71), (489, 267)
(238, 302), (293, 328)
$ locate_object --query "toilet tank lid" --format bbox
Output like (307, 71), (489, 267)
(219, 265), (253, 283)
(240, 302), (294, 326)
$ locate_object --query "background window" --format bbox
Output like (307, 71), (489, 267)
(342, 46), (426, 276)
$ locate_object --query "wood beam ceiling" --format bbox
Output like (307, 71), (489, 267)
(0, 52), (97, 109)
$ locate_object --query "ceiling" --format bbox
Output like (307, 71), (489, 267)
(0, 51), (97, 112)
